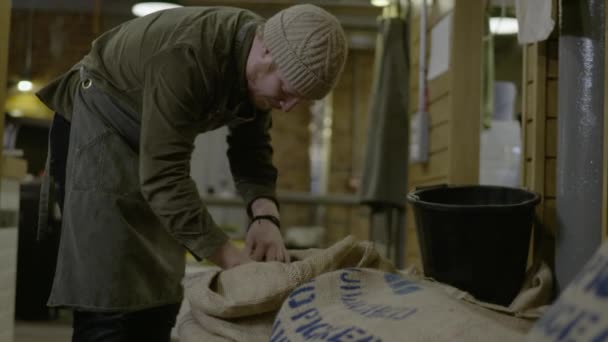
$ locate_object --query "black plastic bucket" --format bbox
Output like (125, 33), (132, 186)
(406, 184), (540, 306)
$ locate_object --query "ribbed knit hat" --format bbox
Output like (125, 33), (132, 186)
(264, 4), (348, 100)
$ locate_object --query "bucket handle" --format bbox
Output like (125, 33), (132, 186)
(408, 183), (448, 201)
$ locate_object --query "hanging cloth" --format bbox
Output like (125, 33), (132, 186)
(359, 17), (410, 207)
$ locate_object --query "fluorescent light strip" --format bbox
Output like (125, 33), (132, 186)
(489, 17), (518, 35)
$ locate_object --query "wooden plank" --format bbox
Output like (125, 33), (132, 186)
(526, 160), (534, 187)
(526, 44), (537, 83)
(410, 68), (419, 94)
(544, 198), (557, 237)
(428, 72), (450, 103)
(429, 121), (449, 153)
(521, 45), (532, 187)
(545, 118), (558, 157)
(545, 158), (557, 197)
(525, 82), (536, 121)
(408, 88), (418, 116)
(409, 149), (449, 183)
(529, 44), (548, 195)
(408, 175), (449, 190)
(410, 14), (421, 48)
(448, 1), (483, 185)
(547, 39), (559, 79)
(525, 120), (535, 159)
(546, 79), (558, 118)
(428, 93), (450, 126)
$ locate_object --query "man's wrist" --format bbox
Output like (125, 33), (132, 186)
(248, 215), (281, 231)
(250, 197), (280, 218)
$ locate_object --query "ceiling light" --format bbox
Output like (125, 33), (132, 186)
(371, 0), (391, 7)
(17, 80), (33, 92)
(132, 2), (182, 17)
(490, 17), (518, 35)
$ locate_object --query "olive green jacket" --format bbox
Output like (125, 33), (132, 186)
(37, 7), (278, 309)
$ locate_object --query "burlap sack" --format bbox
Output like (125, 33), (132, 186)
(179, 236), (548, 341)
(404, 264), (548, 334)
(272, 267), (525, 341)
(525, 241), (608, 341)
(179, 236), (395, 341)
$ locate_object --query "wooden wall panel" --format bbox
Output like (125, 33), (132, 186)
(547, 40), (559, 79)
(525, 120), (535, 158)
(545, 158), (557, 198)
(429, 122), (449, 153)
(545, 119), (558, 157)
(409, 149), (449, 182)
(544, 199), (557, 236)
(428, 72), (450, 103)
(546, 79), (559, 117)
(525, 44), (537, 83)
(406, 0), (483, 266)
(521, 3), (559, 267)
(428, 94), (450, 126)
(447, 2), (483, 185)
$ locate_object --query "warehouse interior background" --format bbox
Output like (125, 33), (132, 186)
(0, 0), (607, 341)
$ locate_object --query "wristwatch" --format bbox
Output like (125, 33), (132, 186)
(248, 215), (281, 231)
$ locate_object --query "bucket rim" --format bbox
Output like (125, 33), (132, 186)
(406, 184), (541, 211)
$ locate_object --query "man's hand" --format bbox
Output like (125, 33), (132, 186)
(246, 219), (290, 262)
(246, 198), (290, 263)
(207, 240), (253, 269)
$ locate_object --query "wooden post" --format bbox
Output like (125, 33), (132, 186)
(447, 1), (484, 184)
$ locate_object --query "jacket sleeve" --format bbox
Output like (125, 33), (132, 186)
(140, 46), (228, 260)
(227, 110), (279, 217)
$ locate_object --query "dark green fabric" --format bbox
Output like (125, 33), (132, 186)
(36, 7), (279, 310)
(359, 18), (409, 207)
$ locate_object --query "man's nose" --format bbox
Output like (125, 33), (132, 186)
(280, 98), (300, 112)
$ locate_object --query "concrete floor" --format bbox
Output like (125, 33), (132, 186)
(15, 320), (72, 342)
(14, 309), (72, 342)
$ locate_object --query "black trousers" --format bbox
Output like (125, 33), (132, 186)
(72, 304), (181, 342)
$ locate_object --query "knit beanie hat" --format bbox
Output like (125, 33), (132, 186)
(264, 4), (348, 100)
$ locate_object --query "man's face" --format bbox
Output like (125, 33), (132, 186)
(248, 60), (302, 113)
